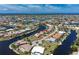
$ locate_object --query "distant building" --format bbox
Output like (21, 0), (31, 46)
(58, 31), (65, 34)
(0, 33), (3, 37)
(6, 28), (14, 31)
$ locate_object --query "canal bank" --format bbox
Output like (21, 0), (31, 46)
(53, 30), (77, 55)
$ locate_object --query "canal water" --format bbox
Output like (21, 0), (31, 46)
(0, 25), (46, 55)
(53, 30), (77, 55)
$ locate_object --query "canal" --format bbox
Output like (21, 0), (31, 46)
(53, 30), (77, 55)
(0, 25), (46, 55)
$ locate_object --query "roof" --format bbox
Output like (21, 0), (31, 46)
(53, 33), (62, 39)
(58, 31), (65, 34)
(31, 46), (45, 55)
(15, 40), (28, 45)
(19, 44), (33, 52)
(46, 37), (56, 42)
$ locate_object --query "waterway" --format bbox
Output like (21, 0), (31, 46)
(53, 30), (77, 55)
(0, 25), (46, 55)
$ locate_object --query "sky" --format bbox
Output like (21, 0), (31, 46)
(0, 4), (79, 14)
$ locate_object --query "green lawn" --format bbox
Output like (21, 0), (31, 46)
(42, 41), (58, 55)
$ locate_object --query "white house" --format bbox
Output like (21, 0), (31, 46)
(58, 31), (65, 35)
(31, 46), (45, 55)
(46, 37), (56, 42)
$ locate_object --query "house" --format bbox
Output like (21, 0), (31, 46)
(15, 40), (29, 46)
(31, 46), (45, 55)
(32, 40), (42, 46)
(52, 33), (62, 39)
(34, 33), (40, 37)
(34, 32), (43, 38)
(52, 31), (65, 40)
(18, 44), (33, 53)
(58, 31), (65, 35)
(46, 37), (56, 42)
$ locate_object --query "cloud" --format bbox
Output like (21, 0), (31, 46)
(0, 8), (8, 11)
(0, 4), (79, 14)
(27, 5), (41, 8)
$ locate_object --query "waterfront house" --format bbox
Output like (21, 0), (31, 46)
(52, 31), (65, 40)
(31, 46), (45, 55)
(18, 44), (33, 53)
(46, 37), (56, 42)
(15, 40), (28, 46)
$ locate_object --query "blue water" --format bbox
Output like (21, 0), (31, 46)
(53, 30), (77, 55)
(0, 25), (46, 55)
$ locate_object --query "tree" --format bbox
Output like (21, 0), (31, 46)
(27, 37), (32, 45)
(75, 39), (79, 46)
(12, 44), (18, 49)
(71, 44), (78, 52)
